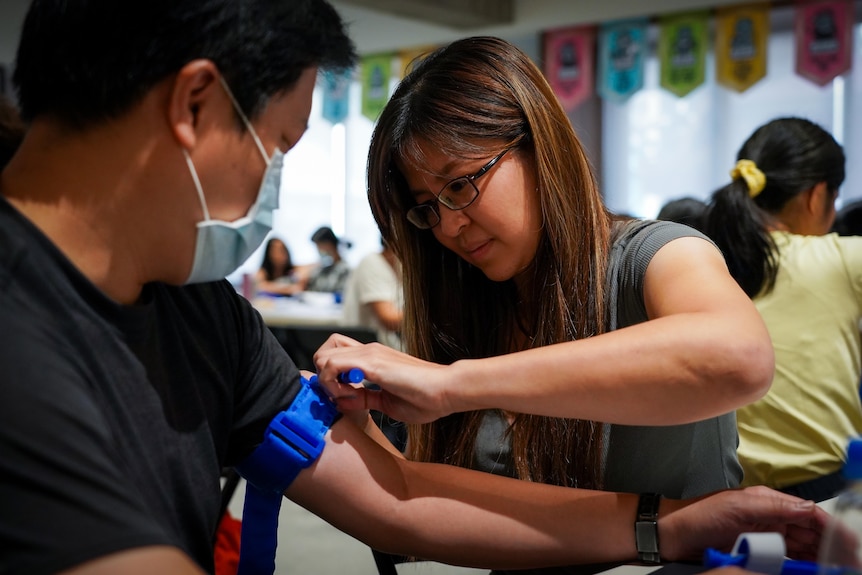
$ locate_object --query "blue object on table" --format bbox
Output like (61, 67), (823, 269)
(704, 548), (845, 575)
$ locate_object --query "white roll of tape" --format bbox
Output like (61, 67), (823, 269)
(731, 532), (787, 575)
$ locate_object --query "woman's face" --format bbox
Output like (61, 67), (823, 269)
(269, 240), (289, 268)
(399, 142), (543, 283)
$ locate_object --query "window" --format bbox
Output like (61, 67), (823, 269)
(602, 6), (860, 218)
(229, 75), (382, 284)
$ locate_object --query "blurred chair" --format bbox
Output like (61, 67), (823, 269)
(371, 549), (408, 575)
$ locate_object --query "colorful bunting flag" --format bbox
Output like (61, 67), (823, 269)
(715, 3), (770, 92)
(598, 18), (648, 104)
(658, 11), (709, 98)
(543, 25), (596, 113)
(795, 0), (854, 86)
(398, 45), (437, 80)
(360, 53), (392, 122)
(321, 69), (352, 125)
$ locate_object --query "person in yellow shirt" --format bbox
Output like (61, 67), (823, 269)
(704, 117), (862, 502)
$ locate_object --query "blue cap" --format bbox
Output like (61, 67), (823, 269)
(338, 368), (365, 384)
(844, 437), (862, 480)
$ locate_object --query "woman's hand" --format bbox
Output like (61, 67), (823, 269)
(661, 486), (828, 563)
(313, 333), (457, 423)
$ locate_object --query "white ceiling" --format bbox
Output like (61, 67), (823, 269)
(0, 0), (757, 66)
(330, 0), (755, 54)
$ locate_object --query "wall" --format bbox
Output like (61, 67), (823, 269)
(0, 0), (29, 89)
(331, 0), (755, 54)
(1, 0), (757, 65)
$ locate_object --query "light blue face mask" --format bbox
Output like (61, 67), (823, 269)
(318, 251), (335, 268)
(183, 78), (283, 284)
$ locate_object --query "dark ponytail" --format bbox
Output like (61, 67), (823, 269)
(705, 117), (844, 297)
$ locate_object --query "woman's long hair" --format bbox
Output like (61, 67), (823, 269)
(366, 36), (612, 488)
(260, 237), (294, 281)
(705, 117), (844, 297)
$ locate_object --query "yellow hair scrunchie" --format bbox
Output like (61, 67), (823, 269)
(730, 159), (766, 198)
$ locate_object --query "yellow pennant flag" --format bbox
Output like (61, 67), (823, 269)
(715, 3), (770, 92)
(398, 45), (438, 80)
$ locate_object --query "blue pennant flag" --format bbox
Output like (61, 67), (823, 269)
(598, 18), (647, 104)
(322, 69), (352, 125)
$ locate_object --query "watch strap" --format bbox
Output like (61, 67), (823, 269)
(635, 492), (662, 564)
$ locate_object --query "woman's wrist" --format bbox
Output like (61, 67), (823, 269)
(447, 358), (486, 415)
(441, 360), (466, 415)
(655, 497), (685, 562)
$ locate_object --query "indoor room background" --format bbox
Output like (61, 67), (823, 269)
(1, 0), (859, 286)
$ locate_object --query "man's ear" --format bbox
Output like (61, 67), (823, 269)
(167, 59), (221, 150)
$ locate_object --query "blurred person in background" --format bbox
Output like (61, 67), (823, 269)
(255, 236), (308, 296)
(341, 237), (406, 451)
(657, 196), (708, 233)
(341, 237), (403, 350)
(704, 117), (862, 502)
(306, 225), (351, 294)
(832, 199), (862, 237)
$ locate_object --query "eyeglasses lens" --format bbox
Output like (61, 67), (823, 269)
(438, 178), (477, 210)
(407, 204), (438, 229)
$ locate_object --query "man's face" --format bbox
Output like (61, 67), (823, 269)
(201, 66), (317, 223)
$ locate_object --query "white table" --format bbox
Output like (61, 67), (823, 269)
(250, 294), (378, 372)
(252, 294), (344, 328)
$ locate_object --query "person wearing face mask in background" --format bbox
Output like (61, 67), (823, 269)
(306, 225), (352, 295)
(0, 5), (831, 575)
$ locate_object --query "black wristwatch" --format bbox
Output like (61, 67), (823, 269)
(635, 492), (662, 564)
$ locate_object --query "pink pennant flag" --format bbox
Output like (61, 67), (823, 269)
(795, 0), (854, 86)
(543, 25), (596, 113)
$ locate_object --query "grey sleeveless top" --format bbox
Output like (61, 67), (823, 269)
(472, 219), (742, 495)
(474, 220), (742, 574)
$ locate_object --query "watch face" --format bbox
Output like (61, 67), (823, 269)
(636, 520), (659, 552)
(636, 493), (661, 563)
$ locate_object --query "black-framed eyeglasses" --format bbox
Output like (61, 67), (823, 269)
(406, 147), (513, 230)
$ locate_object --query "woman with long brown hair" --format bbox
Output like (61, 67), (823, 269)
(316, 35), (772, 531)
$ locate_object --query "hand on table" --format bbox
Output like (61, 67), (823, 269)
(661, 486), (828, 563)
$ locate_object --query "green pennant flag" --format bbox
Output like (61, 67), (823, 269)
(360, 53), (392, 122)
(659, 11), (709, 98)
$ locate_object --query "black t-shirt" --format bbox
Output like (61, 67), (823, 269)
(0, 196), (300, 574)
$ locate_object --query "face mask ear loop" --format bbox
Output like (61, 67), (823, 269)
(183, 149), (210, 221)
(218, 76), (270, 164)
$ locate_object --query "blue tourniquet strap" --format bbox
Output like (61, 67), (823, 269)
(237, 485), (282, 575)
(235, 376), (340, 575)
